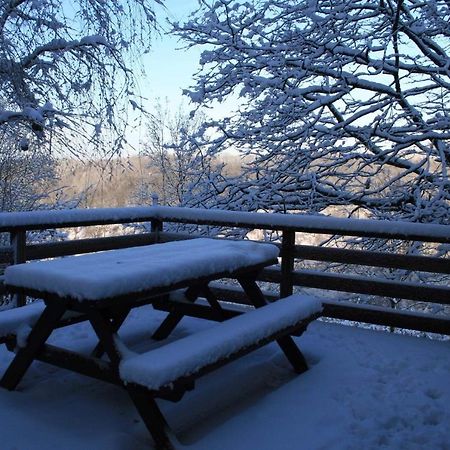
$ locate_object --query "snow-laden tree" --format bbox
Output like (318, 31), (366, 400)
(175, 0), (450, 224)
(0, 0), (162, 157)
(0, 147), (54, 212)
(136, 100), (221, 207)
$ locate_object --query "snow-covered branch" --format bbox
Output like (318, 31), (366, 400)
(0, 0), (162, 156)
(175, 0), (450, 223)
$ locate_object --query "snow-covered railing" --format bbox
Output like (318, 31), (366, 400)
(0, 206), (449, 242)
(0, 206), (449, 335)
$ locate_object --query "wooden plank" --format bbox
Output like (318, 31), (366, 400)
(34, 343), (121, 385)
(0, 206), (449, 243)
(39, 232), (444, 276)
(150, 219), (163, 235)
(276, 335), (308, 373)
(152, 313), (320, 397)
(127, 385), (178, 450)
(91, 306), (131, 358)
(294, 245), (450, 274)
(258, 268), (450, 304)
(158, 231), (197, 242)
(150, 189), (162, 240)
(154, 217), (450, 243)
(152, 284), (229, 340)
(280, 230), (295, 298)
(152, 297), (243, 321)
(87, 309), (123, 368)
(0, 210), (160, 233)
(322, 301), (450, 335)
(209, 284), (278, 304)
(205, 284), (450, 335)
(10, 231), (26, 265)
(6, 260), (277, 311)
(26, 233), (158, 260)
(147, 209), (450, 244)
(10, 231), (26, 307)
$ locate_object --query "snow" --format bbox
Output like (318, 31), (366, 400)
(0, 206), (157, 230)
(0, 301), (45, 339)
(0, 307), (448, 449)
(120, 295), (322, 390)
(151, 207), (450, 241)
(4, 239), (279, 301)
(0, 206), (449, 242)
(80, 35), (108, 46)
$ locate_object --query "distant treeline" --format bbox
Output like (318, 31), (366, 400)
(57, 153), (242, 208)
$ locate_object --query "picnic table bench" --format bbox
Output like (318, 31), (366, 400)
(0, 238), (321, 449)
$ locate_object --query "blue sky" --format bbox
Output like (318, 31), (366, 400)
(122, 1), (203, 151)
(127, 0), (238, 152)
(142, 0), (201, 107)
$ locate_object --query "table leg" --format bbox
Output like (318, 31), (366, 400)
(200, 285), (225, 313)
(90, 306), (131, 358)
(151, 285), (202, 340)
(87, 308), (123, 369)
(152, 284), (228, 341)
(237, 275), (267, 307)
(0, 302), (67, 390)
(237, 275), (308, 374)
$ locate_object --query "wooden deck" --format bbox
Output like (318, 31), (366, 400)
(0, 205), (449, 335)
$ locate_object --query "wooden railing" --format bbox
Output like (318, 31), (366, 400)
(0, 206), (449, 335)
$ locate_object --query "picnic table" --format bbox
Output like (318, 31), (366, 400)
(0, 238), (321, 449)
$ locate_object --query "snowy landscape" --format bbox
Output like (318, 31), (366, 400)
(1, 0), (450, 449)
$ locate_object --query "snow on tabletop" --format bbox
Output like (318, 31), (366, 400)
(4, 238), (279, 301)
(119, 295), (322, 390)
(0, 301), (45, 338)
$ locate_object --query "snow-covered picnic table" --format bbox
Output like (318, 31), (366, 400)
(0, 238), (321, 450)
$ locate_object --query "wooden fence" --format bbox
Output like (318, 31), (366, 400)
(0, 206), (449, 335)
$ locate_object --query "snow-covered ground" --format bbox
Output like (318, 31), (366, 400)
(0, 306), (449, 450)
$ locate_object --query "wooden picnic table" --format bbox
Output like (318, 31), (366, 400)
(0, 238), (321, 449)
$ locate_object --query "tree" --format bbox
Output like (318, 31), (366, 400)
(174, 0), (450, 224)
(0, 144), (55, 213)
(136, 100), (221, 207)
(0, 0), (163, 157)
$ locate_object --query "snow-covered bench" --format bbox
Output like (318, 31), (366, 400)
(0, 302), (45, 347)
(0, 302), (86, 348)
(123, 294), (321, 450)
(121, 294), (322, 391)
(0, 238), (321, 450)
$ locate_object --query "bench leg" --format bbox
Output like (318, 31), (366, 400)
(127, 385), (178, 450)
(152, 286), (202, 341)
(0, 302), (67, 390)
(277, 336), (308, 373)
(238, 276), (309, 374)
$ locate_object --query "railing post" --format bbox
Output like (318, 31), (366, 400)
(280, 230), (295, 299)
(151, 193), (163, 242)
(10, 230), (26, 307)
